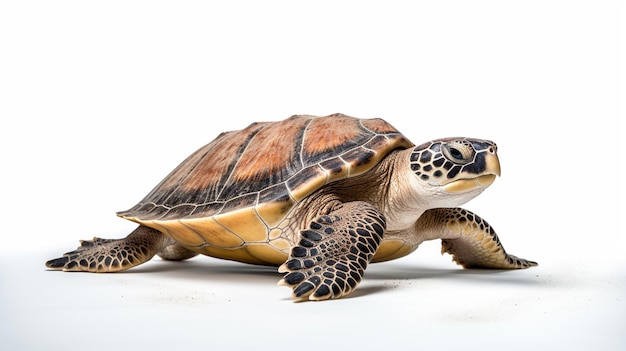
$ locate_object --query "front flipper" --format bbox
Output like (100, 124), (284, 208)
(45, 225), (172, 272)
(418, 208), (537, 269)
(278, 202), (386, 301)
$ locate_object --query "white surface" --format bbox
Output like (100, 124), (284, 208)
(1, 1), (624, 350)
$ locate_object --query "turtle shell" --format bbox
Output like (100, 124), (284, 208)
(118, 113), (413, 264)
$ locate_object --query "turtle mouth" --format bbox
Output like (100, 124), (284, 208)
(443, 151), (501, 193)
(443, 174), (498, 193)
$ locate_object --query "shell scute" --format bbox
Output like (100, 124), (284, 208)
(360, 118), (399, 134)
(149, 220), (209, 247)
(286, 165), (329, 202)
(363, 134), (396, 150)
(256, 184), (296, 228)
(214, 208), (268, 242)
(301, 115), (373, 166)
(177, 217), (245, 248)
(130, 202), (157, 216)
(225, 116), (308, 188)
(168, 122), (268, 205)
(166, 205), (202, 220)
(243, 243), (289, 265)
(343, 147), (377, 172)
(319, 157), (349, 182)
(190, 202), (225, 218)
(220, 192), (259, 215)
(139, 204), (170, 221)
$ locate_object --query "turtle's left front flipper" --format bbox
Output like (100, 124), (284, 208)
(278, 201), (386, 301)
(417, 208), (537, 269)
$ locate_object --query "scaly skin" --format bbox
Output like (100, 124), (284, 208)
(278, 201), (386, 301)
(46, 226), (171, 272)
(416, 208), (537, 269)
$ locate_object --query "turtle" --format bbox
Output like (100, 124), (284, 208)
(46, 113), (537, 301)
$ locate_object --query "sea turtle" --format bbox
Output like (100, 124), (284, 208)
(46, 113), (537, 301)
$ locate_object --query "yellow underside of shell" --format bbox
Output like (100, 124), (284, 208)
(126, 210), (417, 266)
(372, 240), (415, 262)
(124, 206), (294, 266)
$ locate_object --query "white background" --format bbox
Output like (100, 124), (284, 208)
(1, 1), (624, 350)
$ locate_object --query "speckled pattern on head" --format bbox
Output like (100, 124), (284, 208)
(410, 138), (497, 181)
(117, 113), (413, 265)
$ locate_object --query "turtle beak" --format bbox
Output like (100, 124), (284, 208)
(443, 152), (501, 193)
(485, 152), (501, 177)
(474, 152), (501, 188)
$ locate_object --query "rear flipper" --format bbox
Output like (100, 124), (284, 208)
(46, 225), (173, 272)
(157, 244), (199, 261)
(418, 208), (537, 269)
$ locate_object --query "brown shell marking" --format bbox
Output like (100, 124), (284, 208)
(118, 113), (413, 265)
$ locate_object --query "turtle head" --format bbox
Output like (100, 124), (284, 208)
(409, 138), (500, 198)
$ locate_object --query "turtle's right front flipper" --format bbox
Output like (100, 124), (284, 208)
(278, 201), (386, 301)
(45, 225), (170, 272)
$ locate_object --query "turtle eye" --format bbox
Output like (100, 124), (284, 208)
(442, 142), (473, 164)
(449, 147), (463, 160)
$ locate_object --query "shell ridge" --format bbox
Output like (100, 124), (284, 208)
(358, 118), (375, 134)
(298, 118), (315, 170)
(213, 124), (266, 202)
(205, 124), (269, 204)
(283, 116), (312, 186)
